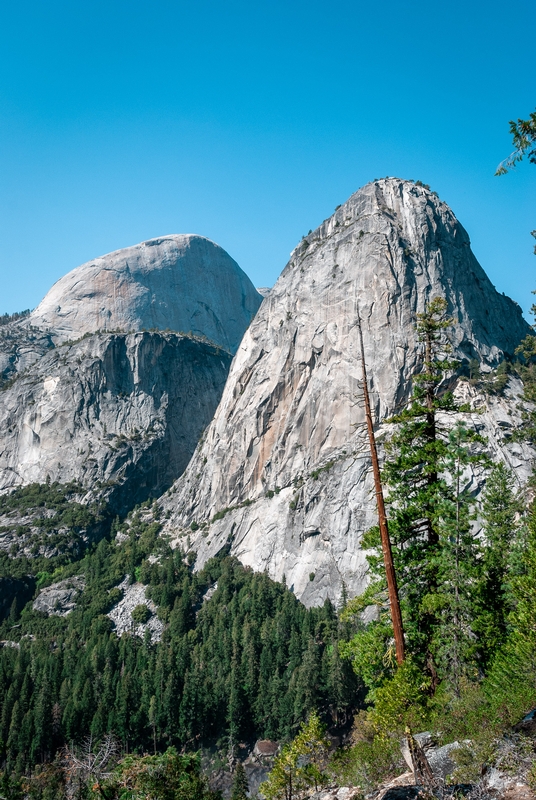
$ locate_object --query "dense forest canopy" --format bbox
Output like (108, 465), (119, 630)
(0, 504), (359, 778)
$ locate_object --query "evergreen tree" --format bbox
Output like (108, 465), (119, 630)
(382, 298), (466, 685)
(0, 529), (358, 772)
(475, 462), (522, 666)
(231, 761), (249, 800)
(344, 299), (487, 695)
(483, 499), (536, 722)
(432, 421), (486, 693)
(260, 711), (330, 800)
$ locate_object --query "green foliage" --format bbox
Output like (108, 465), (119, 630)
(98, 748), (220, 800)
(496, 109), (536, 174)
(131, 604), (151, 624)
(482, 501), (536, 721)
(310, 460), (335, 480)
(475, 463), (523, 666)
(0, 515), (358, 774)
(330, 710), (401, 793)
(468, 358), (511, 395)
(260, 711), (330, 800)
(0, 481), (109, 579)
(0, 309), (30, 327)
(346, 299), (490, 695)
(366, 660), (433, 734)
(513, 326), (536, 445)
(230, 762), (249, 800)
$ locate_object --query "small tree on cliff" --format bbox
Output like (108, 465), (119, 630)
(231, 761), (249, 800)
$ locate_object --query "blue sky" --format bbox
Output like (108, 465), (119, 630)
(0, 0), (534, 315)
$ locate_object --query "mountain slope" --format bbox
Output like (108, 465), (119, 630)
(0, 236), (261, 513)
(159, 178), (532, 605)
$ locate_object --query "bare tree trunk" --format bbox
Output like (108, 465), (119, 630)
(357, 314), (405, 665)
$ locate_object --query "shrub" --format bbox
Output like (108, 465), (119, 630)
(131, 604), (151, 625)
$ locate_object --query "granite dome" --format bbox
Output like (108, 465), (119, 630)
(159, 178), (532, 606)
(29, 234), (262, 354)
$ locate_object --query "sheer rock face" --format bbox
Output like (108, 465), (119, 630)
(0, 331), (232, 515)
(159, 178), (531, 606)
(28, 234), (262, 354)
(0, 235), (259, 513)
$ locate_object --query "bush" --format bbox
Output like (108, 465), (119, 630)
(131, 604), (151, 625)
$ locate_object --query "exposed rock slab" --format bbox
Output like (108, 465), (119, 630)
(159, 178), (532, 606)
(32, 576), (85, 616)
(28, 235), (262, 354)
(107, 577), (163, 643)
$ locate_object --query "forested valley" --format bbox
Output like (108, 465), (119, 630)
(1, 297), (536, 799)
(0, 500), (359, 797)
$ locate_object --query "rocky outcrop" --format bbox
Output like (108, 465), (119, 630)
(107, 577), (164, 643)
(0, 235), (261, 516)
(159, 178), (532, 606)
(28, 235), (262, 354)
(0, 232), (262, 512)
(32, 576), (85, 616)
(0, 331), (232, 514)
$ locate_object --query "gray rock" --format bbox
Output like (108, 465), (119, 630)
(0, 235), (260, 517)
(401, 733), (437, 772)
(107, 577), (164, 643)
(159, 178), (532, 605)
(0, 235), (262, 516)
(309, 789), (363, 799)
(33, 576), (85, 616)
(28, 234), (262, 355)
(0, 330), (232, 515)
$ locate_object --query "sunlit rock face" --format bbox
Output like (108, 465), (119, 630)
(0, 235), (261, 513)
(29, 234), (262, 354)
(159, 178), (532, 606)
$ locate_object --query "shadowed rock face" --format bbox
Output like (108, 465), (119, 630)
(159, 178), (532, 606)
(0, 331), (232, 514)
(29, 234), (262, 355)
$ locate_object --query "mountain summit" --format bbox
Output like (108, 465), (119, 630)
(0, 235), (261, 511)
(159, 178), (531, 604)
(29, 234), (262, 354)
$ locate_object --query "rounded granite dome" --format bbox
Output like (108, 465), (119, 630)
(30, 235), (262, 353)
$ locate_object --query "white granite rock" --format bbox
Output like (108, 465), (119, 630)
(107, 577), (164, 643)
(159, 178), (532, 606)
(0, 331), (232, 515)
(29, 235), (262, 354)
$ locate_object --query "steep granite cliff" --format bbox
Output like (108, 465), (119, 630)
(159, 178), (532, 605)
(0, 331), (232, 514)
(0, 236), (261, 514)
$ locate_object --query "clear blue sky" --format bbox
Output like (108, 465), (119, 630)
(0, 0), (534, 315)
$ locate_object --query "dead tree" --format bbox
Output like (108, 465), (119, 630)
(357, 312), (405, 664)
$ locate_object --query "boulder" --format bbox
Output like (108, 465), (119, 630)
(32, 576), (84, 616)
